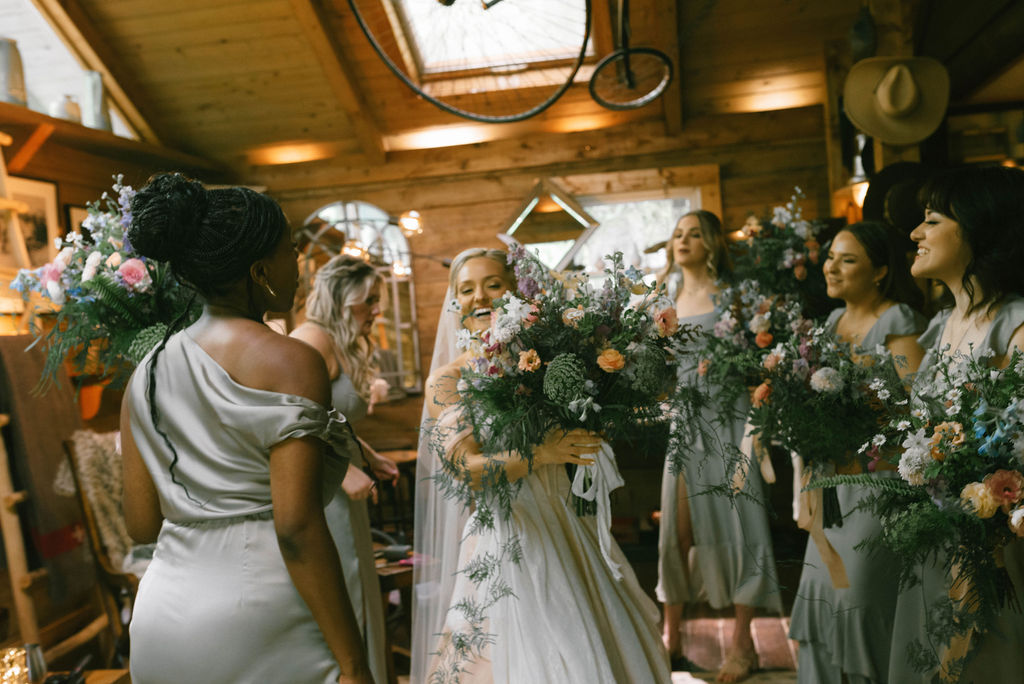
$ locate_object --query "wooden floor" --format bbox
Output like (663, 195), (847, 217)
(678, 616), (798, 673)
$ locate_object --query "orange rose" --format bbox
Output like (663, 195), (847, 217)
(751, 381), (772, 408)
(597, 348), (625, 373)
(755, 331), (774, 348)
(653, 307), (679, 337)
(929, 421), (964, 461)
(518, 349), (541, 372)
(793, 264), (808, 281)
(697, 359), (711, 376)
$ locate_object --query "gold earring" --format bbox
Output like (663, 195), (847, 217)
(264, 283), (278, 298)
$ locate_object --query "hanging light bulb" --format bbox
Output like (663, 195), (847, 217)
(392, 260), (411, 277)
(398, 210), (423, 237)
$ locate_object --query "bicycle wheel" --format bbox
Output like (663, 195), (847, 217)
(588, 47), (673, 111)
(347, 0), (592, 123)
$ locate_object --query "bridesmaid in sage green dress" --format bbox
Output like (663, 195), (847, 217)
(292, 255), (400, 684)
(788, 221), (925, 684)
(121, 174), (371, 683)
(889, 165), (1024, 683)
(656, 210), (781, 683)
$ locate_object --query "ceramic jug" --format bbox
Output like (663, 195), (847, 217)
(0, 37), (27, 106)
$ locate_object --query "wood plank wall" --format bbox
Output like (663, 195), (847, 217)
(274, 105), (831, 387)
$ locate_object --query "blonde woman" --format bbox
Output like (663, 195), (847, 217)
(291, 255), (400, 684)
(656, 210), (781, 682)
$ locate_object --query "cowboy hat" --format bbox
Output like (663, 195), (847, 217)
(844, 56), (950, 145)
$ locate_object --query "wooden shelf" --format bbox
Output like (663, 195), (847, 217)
(0, 101), (226, 177)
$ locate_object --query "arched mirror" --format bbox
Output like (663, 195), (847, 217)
(294, 200), (423, 396)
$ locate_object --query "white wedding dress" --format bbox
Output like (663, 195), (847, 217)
(425, 405), (670, 684)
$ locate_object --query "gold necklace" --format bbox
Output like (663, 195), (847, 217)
(946, 311), (984, 355)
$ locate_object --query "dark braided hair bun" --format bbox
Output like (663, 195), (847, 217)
(129, 172), (287, 297)
(129, 173), (207, 263)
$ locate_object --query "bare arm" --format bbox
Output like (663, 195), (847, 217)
(120, 374), (163, 544)
(995, 320), (1024, 369)
(270, 343), (370, 682)
(886, 333), (925, 379)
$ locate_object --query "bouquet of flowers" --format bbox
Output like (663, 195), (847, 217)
(748, 325), (909, 474)
(11, 176), (199, 388)
(815, 351), (1024, 677)
(695, 278), (811, 417)
(447, 245), (704, 509)
(731, 188), (830, 317)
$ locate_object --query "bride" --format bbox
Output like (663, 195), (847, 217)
(410, 248), (670, 683)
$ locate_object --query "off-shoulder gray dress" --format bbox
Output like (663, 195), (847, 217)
(126, 332), (353, 684)
(889, 297), (1024, 683)
(324, 372), (388, 684)
(789, 303), (926, 684)
(657, 305), (782, 614)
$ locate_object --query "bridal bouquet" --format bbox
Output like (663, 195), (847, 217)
(747, 325), (909, 474)
(451, 245), (703, 505)
(11, 176), (199, 388)
(816, 351), (1024, 676)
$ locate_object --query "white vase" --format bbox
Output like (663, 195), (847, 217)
(0, 37), (27, 106)
(81, 70), (111, 131)
(48, 95), (81, 122)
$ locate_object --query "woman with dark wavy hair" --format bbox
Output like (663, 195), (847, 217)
(789, 220), (926, 684)
(120, 173), (371, 683)
(889, 164), (1024, 683)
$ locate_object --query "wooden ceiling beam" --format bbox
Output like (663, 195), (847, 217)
(29, 0), (162, 144)
(289, 0), (386, 165)
(655, 0), (683, 135)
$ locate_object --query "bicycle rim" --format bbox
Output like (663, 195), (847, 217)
(347, 0), (592, 123)
(589, 47), (673, 111)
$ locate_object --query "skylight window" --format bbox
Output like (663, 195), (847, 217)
(394, 0), (593, 77)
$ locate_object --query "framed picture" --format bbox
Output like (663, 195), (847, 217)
(66, 205), (90, 234)
(5, 176), (59, 268)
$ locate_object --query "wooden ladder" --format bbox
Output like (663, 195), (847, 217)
(0, 131), (31, 270)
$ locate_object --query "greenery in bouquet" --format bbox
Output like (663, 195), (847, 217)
(748, 324), (909, 475)
(11, 176), (200, 388)
(694, 278), (811, 419)
(815, 350), (1024, 676)
(731, 188), (831, 318)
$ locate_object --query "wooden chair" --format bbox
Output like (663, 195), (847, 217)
(62, 436), (139, 667)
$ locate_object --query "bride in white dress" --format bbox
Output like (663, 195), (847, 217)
(410, 248), (670, 683)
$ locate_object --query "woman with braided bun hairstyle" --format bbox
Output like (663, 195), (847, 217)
(119, 173), (373, 683)
(291, 254), (400, 684)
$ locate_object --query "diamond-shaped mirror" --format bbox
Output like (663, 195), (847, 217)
(502, 178), (598, 270)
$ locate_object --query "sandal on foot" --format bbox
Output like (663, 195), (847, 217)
(716, 648), (758, 683)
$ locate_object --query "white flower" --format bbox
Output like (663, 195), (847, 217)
(446, 298), (460, 314)
(747, 313), (771, 334)
(877, 389), (891, 400)
(1011, 507), (1024, 536)
(456, 379), (469, 393)
(912, 408), (927, 419)
(81, 251), (103, 282)
(1013, 433), (1024, 464)
(502, 294), (532, 322)
(771, 206), (792, 227)
(869, 378), (885, 391)
(56, 246), (73, 266)
(792, 220), (811, 240)
(490, 315), (520, 344)
(946, 402), (962, 417)
(809, 367), (843, 393)
(898, 428), (931, 485)
(896, 420), (912, 431)
(45, 279), (65, 305)
(872, 434), (886, 447)
(455, 328), (474, 350)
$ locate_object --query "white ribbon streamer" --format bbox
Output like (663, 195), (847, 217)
(570, 442), (625, 580)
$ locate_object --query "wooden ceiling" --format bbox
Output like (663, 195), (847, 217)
(27, 0), (1024, 192)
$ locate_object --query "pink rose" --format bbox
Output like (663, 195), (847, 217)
(653, 307), (679, 337)
(38, 261), (64, 288)
(984, 469), (1024, 512)
(763, 352), (782, 371)
(118, 258), (151, 291)
(523, 304), (539, 327)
